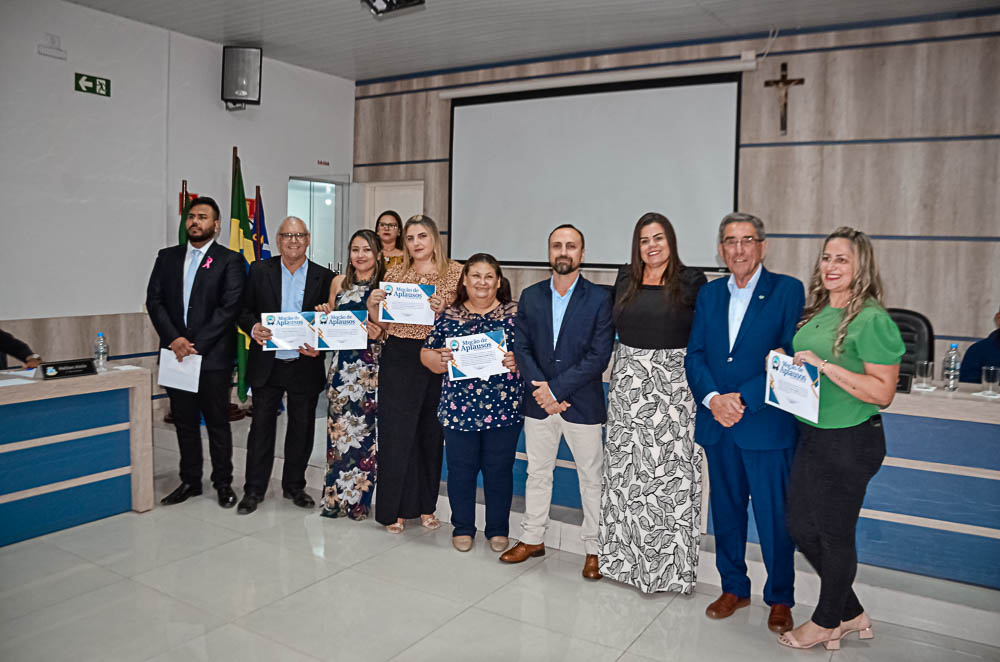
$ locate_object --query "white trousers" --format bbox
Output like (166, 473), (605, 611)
(520, 414), (603, 554)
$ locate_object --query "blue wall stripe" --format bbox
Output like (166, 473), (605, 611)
(109, 351), (158, 360)
(0, 475), (132, 547)
(938, 335), (984, 342)
(742, 134), (1000, 148)
(864, 465), (1000, 531)
(354, 158), (449, 168)
(856, 517), (1000, 588)
(0, 389), (129, 445)
(768, 233), (1000, 242)
(356, 9), (1000, 86)
(882, 414), (1000, 471)
(0, 431), (131, 496)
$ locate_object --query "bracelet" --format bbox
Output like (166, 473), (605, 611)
(820, 359), (828, 375)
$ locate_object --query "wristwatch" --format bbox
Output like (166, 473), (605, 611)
(27, 353), (41, 361)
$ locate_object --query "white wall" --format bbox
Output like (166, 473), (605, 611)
(166, 32), (355, 249)
(0, 0), (167, 320)
(0, 0), (355, 320)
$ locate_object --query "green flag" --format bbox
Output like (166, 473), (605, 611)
(228, 157), (254, 402)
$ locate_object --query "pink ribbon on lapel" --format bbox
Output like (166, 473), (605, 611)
(201, 257), (213, 269)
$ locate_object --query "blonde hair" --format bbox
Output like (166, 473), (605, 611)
(401, 214), (450, 277)
(799, 227), (886, 356)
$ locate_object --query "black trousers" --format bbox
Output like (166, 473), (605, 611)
(166, 369), (234, 488)
(787, 415), (886, 629)
(243, 360), (320, 497)
(375, 336), (444, 525)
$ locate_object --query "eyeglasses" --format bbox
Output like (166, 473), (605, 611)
(278, 232), (308, 241)
(377, 222), (399, 229)
(721, 237), (762, 248)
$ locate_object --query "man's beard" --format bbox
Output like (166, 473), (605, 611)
(187, 225), (213, 241)
(550, 257), (576, 275)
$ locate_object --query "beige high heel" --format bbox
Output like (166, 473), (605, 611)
(840, 613), (874, 641)
(777, 627), (843, 651)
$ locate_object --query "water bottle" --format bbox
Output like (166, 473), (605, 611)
(94, 332), (109, 372)
(942, 343), (960, 392)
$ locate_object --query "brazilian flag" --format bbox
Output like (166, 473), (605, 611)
(228, 156), (254, 401)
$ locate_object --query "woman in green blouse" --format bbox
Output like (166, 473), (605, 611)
(778, 227), (904, 651)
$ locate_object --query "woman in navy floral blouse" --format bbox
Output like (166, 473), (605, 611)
(421, 254), (523, 553)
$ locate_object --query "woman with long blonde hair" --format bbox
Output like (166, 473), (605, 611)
(367, 215), (463, 532)
(778, 227), (904, 651)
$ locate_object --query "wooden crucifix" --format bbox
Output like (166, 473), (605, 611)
(764, 63), (804, 135)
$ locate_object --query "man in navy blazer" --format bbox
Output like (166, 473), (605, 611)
(146, 196), (246, 508)
(685, 213), (804, 634)
(501, 225), (614, 580)
(236, 217), (334, 514)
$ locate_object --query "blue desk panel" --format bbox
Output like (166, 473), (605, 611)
(0, 431), (131, 496)
(0, 475), (131, 547)
(0, 389), (129, 445)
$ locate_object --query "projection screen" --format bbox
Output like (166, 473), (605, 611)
(450, 75), (739, 268)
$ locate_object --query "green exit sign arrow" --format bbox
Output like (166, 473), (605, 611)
(74, 73), (110, 97)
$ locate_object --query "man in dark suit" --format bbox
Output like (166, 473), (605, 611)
(0, 328), (41, 369)
(146, 196), (246, 508)
(236, 216), (334, 514)
(501, 224), (614, 580)
(685, 213), (805, 634)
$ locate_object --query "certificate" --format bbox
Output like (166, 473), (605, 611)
(157, 348), (201, 393)
(316, 310), (369, 351)
(379, 282), (436, 326)
(765, 350), (821, 423)
(261, 312), (317, 351)
(447, 330), (509, 381)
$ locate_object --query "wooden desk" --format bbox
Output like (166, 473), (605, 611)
(860, 383), (1000, 588)
(0, 368), (153, 546)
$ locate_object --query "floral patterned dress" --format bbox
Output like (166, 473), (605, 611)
(321, 282), (380, 520)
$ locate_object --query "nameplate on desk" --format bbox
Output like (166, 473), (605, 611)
(41, 359), (97, 380)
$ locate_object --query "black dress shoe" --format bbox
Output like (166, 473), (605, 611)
(160, 483), (202, 505)
(216, 485), (237, 508)
(237, 493), (263, 515)
(283, 489), (315, 508)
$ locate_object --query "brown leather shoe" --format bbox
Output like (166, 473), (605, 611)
(705, 592), (751, 619)
(582, 554), (602, 580)
(499, 541), (545, 563)
(767, 604), (794, 633)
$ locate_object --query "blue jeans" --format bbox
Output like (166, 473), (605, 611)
(444, 423), (523, 538)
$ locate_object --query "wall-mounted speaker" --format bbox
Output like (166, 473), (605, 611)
(222, 46), (262, 108)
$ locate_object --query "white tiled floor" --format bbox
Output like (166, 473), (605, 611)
(2, 425), (998, 661)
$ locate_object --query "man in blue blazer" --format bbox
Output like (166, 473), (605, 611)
(685, 213), (804, 634)
(501, 225), (614, 580)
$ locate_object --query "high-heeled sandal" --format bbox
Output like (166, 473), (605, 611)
(777, 627), (843, 651)
(840, 614), (874, 641)
(420, 515), (441, 529)
(385, 521), (405, 534)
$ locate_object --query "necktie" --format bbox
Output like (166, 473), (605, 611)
(183, 248), (201, 325)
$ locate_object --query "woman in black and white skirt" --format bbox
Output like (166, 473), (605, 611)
(598, 212), (707, 593)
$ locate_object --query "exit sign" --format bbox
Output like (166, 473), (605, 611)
(74, 73), (110, 97)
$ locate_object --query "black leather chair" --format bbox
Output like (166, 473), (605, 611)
(888, 308), (934, 376)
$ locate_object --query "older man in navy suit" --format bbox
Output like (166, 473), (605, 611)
(685, 213), (804, 634)
(501, 224), (614, 580)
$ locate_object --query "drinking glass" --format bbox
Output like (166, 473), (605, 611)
(977, 365), (1000, 398)
(914, 360), (935, 391)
